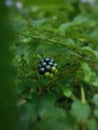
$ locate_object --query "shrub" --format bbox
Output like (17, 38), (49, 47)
(13, 1), (98, 130)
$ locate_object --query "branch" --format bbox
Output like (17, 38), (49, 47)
(13, 30), (82, 57)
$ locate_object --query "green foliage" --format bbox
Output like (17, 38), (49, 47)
(12, 0), (98, 130)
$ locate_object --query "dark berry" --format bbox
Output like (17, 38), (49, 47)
(50, 59), (54, 63)
(51, 66), (58, 73)
(48, 61), (53, 66)
(53, 63), (58, 68)
(39, 67), (45, 74)
(40, 59), (44, 64)
(41, 62), (47, 67)
(45, 65), (51, 71)
(44, 58), (50, 63)
(38, 57), (58, 76)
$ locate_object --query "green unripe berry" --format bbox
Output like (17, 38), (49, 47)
(51, 66), (58, 73)
(44, 72), (50, 77)
(44, 72), (53, 78)
(51, 66), (56, 72)
(49, 73), (53, 78)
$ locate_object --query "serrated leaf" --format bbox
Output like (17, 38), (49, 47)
(78, 62), (98, 87)
(71, 100), (91, 122)
(81, 46), (98, 62)
(73, 15), (88, 24)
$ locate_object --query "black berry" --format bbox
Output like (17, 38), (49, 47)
(41, 62), (47, 67)
(45, 65), (51, 71)
(38, 57), (58, 76)
(48, 61), (53, 66)
(39, 67), (45, 74)
(44, 58), (50, 63)
(50, 59), (54, 63)
(40, 59), (44, 64)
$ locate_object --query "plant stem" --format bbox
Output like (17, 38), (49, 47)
(80, 86), (86, 130)
(81, 121), (86, 130)
(80, 86), (86, 103)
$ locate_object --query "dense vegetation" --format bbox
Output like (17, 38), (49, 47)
(3, 0), (98, 130)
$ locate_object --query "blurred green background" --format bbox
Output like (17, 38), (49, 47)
(0, 0), (16, 130)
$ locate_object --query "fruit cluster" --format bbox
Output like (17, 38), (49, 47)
(38, 58), (58, 78)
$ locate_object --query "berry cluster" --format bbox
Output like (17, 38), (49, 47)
(38, 58), (58, 78)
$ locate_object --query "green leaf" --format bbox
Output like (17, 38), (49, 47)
(87, 119), (97, 130)
(15, 43), (27, 55)
(38, 92), (56, 119)
(63, 88), (72, 98)
(77, 62), (98, 87)
(18, 98), (38, 130)
(71, 100), (91, 122)
(90, 30), (98, 40)
(43, 108), (67, 120)
(93, 94), (98, 106)
(81, 46), (98, 62)
(32, 18), (48, 27)
(73, 15), (88, 24)
(35, 119), (71, 130)
(59, 22), (72, 33)
(65, 38), (75, 46)
(93, 108), (98, 118)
